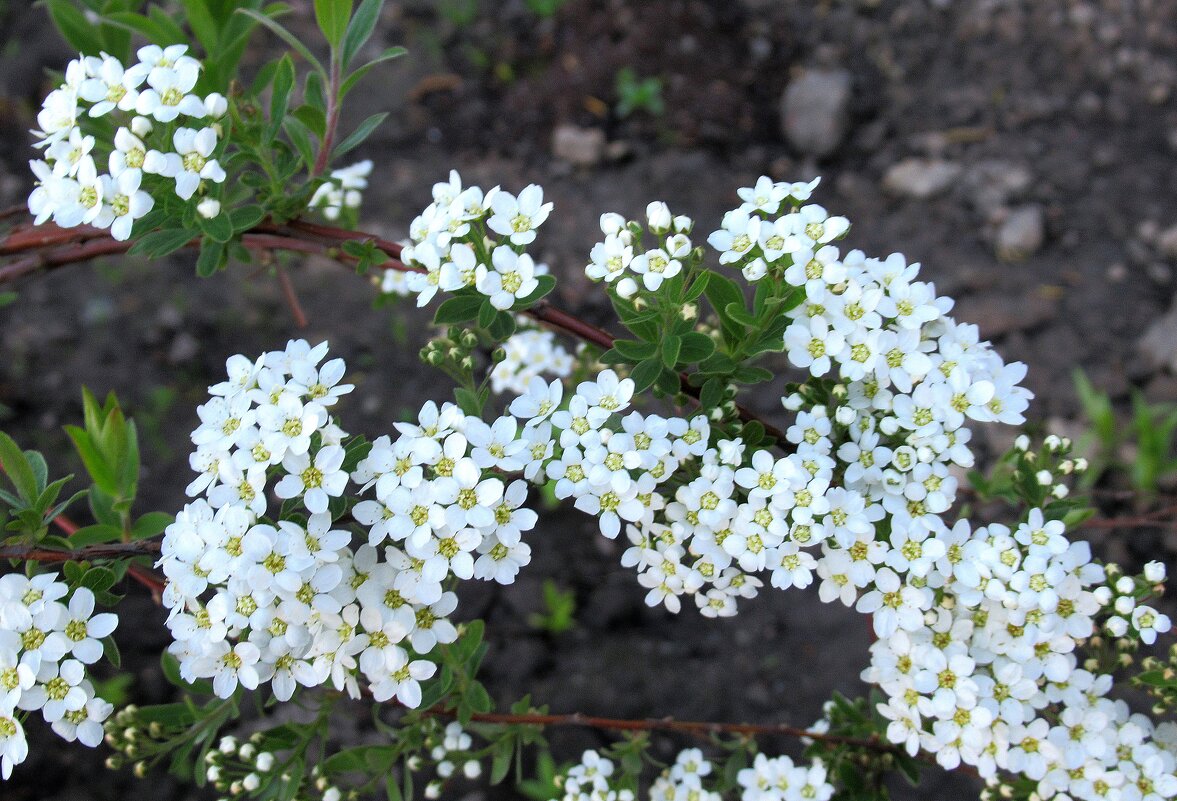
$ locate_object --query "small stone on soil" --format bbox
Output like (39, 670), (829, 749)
(551, 124), (606, 167)
(779, 67), (853, 158)
(995, 204), (1046, 261)
(881, 158), (962, 199)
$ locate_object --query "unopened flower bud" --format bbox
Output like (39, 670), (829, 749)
(134, 761), (148, 778)
(1044, 434), (1062, 451)
(491, 348), (506, 364)
(1144, 561), (1167, 582)
(323, 788), (341, 801)
(1036, 469), (1052, 486)
(197, 198), (221, 219)
(437, 760), (454, 779)
(646, 201), (672, 232)
(463, 760), (482, 779)
(1115, 576), (1135, 594)
(256, 752), (274, 772)
(599, 212), (625, 236)
(1051, 484), (1068, 498)
(1115, 596), (1135, 615)
(616, 277), (638, 299)
(460, 330), (479, 349)
(425, 781), (442, 800)
(834, 404), (855, 427)
(204, 93), (228, 118)
(673, 214), (693, 233)
(130, 116), (153, 137)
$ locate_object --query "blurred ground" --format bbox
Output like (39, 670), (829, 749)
(1, 1), (1176, 799)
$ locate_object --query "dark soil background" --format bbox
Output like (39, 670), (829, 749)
(1, 1), (1176, 799)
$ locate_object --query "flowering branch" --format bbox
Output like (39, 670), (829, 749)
(0, 219), (786, 440)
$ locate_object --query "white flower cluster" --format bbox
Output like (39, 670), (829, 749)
(489, 327), (575, 395)
(863, 514), (1177, 800)
(0, 575), (117, 778)
(1102, 562), (1172, 645)
(203, 734), (347, 800)
(585, 202), (696, 298)
(309, 160), (373, 221)
(29, 46), (228, 240)
(649, 748), (720, 801)
(160, 339), (540, 707)
(736, 752), (833, 801)
(559, 747), (832, 801)
(388, 171), (550, 310)
(558, 750), (634, 801)
(421, 721), (482, 798)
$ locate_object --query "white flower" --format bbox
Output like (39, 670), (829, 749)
(0, 690), (28, 779)
(134, 53), (205, 122)
(78, 54), (140, 116)
(276, 445), (349, 514)
(476, 246), (539, 310)
(60, 588), (118, 665)
(586, 234), (633, 283)
(369, 648), (436, 706)
(487, 184), (552, 245)
(145, 126), (225, 200)
(630, 247), (682, 291)
(94, 170), (154, 241)
(508, 376), (563, 426)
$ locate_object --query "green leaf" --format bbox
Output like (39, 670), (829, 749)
(229, 205), (266, 233)
(733, 366), (773, 384)
(69, 524), (124, 547)
(612, 339), (656, 361)
(660, 334), (681, 369)
(132, 512), (173, 540)
(510, 274), (556, 310)
(478, 299), (497, 328)
(341, 0), (383, 65)
(81, 566), (118, 594)
(699, 377), (724, 409)
(314, 0), (352, 48)
(332, 111), (389, 159)
(103, 11), (188, 45)
(196, 240), (227, 277)
(629, 359), (662, 393)
(128, 228), (196, 258)
(466, 681), (492, 714)
(453, 387), (483, 417)
(284, 117), (317, 168)
(677, 332), (715, 363)
(340, 46), (408, 97)
(47, 0), (102, 52)
(0, 433), (37, 503)
(292, 104), (328, 138)
(269, 55), (296, 141)
(102, 634), (122, 670)
(724, 301), (757, 327)
(198, 212), (234, 244)
(434, 293), (484, 325)
(236, 8), (325, 74)
(486, 310), (517, 340)
(490, 738), (514, 785)
(181, 0), (220, 55)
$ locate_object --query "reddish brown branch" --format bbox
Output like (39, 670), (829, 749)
(0, 219), (784, 442)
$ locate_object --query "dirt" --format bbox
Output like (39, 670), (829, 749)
(1, 1), (1176, 799)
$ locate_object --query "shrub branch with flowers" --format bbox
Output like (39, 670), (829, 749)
(0, 2), (1174, 801)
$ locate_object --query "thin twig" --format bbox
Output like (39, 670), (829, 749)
(276, 264), (309, 328)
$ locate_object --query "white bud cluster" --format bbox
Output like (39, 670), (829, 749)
(309, 160), (373, 221)
(29, 47), (228, 239)
(0, 576), (117, 778)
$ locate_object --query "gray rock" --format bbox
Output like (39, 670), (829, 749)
(1157, 224), (1177, 259)
(1138, 299), (1177, 373)
(779, 68), (852, 158)
(963, 160), (1033, 213)
(551, 124), (606, 167)
(995, 204), (1046, 261)
(881, 158), (962, 199)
